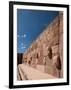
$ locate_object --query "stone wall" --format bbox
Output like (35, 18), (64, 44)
(22, 12), (63, 78)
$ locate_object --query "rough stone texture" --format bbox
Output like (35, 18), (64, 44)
(22, 12), (63, 78)
(18, 64), (56, 80)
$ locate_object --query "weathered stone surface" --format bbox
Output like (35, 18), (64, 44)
(18, 64), (56, 80)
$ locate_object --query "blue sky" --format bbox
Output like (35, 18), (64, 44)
(17, 9), (59, 53)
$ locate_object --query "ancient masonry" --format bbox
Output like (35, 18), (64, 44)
(22, 12), (63, 78)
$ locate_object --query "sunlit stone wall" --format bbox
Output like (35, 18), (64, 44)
(22, 12), (63, 78)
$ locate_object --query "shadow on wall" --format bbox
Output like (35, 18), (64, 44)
(17, 53), (23, 65)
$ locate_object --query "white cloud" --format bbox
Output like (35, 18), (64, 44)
(21, 46), (26, 49)
(21, 34), (26, 38)
(17, 35), (20, 37)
